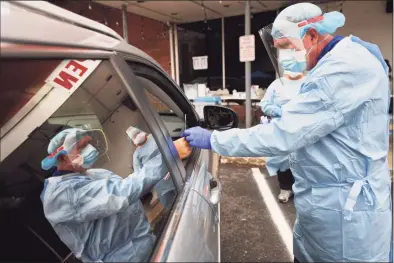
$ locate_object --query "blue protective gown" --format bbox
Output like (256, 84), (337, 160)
(133, 135), (176, 209)
(41, 149), (168, 262)
(211, 36), (392, 262)
(260, 77), (303, 176)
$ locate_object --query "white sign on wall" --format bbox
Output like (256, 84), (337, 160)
(192, 56), (208, 70)
(239, 35), (255, 62)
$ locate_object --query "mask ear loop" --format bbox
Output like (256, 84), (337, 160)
(300, 20), (331, 55)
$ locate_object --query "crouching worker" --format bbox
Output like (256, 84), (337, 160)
(40, 128), (191, 262)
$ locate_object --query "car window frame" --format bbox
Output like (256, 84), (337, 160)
(120, 55), (211, 262)
(126, 60), (200, 125)
(0, 47), (186, 192)
(109, 54), (187, 189)
(0, 43), (201, 263)
(124, 58), (205, 174)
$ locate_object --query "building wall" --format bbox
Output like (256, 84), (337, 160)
(322, 0), (392, 61)
(55, 1), (172, 74)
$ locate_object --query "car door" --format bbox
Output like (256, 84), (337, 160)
(0, 51), (187, 262)
(116, 55), (221, 262)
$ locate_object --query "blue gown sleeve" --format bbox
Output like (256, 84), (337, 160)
(211, 80), (344, 157)
(70, 153), (168, 222)
(132, 148), (140, 173)
(260, 80), (282, 117)
(212, 39), (388, 158)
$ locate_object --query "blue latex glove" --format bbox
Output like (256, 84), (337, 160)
(181, 127), (212, 149)
(271, 106), (282, 117)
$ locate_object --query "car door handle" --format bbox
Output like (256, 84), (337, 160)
(173, 128), (182, 132)
(209, 177), (222, 205)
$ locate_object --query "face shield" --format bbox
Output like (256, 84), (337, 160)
(41, 128), (109, 170)
(72, 129), (108, 155)
(259, 22), (308, 84)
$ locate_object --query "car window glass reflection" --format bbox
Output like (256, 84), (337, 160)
(0, 60), (183, 262)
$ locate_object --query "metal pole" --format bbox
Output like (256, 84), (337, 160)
(245, 0), (252, 128)
(122, 4), (128, 43)
(169, 23), (176, 80)
(174, 24), (180, 86)
(221, 17), (226, 90)
(275, 8), (279, 79)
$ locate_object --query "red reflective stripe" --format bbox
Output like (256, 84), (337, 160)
(298, 15), (324, 27)
(48, 145), (64, 158)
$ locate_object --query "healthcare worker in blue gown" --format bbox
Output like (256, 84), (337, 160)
(260, 71), (304, 202)
(40, 128), (180, 262)
(183, 3), (392, 262)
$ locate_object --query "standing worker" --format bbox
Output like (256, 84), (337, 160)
(260, 71), (304, 202)
(182, 3), (392, 262)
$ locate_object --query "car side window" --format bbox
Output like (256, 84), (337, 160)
(145, 91), (173, 114)
(0, 59), (177, 262)
(131, 71), (188, 141)
(143, 89), (186, 139)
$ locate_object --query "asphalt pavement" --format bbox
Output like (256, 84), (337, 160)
(219, 163), (296, 262)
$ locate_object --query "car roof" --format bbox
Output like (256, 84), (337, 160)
(15, 1), (123, 40)
(1, 1), (160, 68)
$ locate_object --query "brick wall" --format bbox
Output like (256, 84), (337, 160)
(54, 1), (172, 74)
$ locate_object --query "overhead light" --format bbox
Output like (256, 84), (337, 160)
(88, 3), (92, 10)
(219, 0), (222, 3)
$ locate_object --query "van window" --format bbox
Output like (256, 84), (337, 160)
(0, 59), (177, 262)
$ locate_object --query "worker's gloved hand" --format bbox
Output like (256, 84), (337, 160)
(261, 104), (282, 118)
(181, 127), (212, 150)
(266, 106), (282, 118)
(271, 107), (282, 117)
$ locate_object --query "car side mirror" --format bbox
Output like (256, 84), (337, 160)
(203, 105), (239, 131)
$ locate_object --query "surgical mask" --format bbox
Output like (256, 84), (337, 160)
(279, 49), (307, 73)
(72, 144), (99, 168)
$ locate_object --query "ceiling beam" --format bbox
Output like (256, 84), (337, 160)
(189, 1), (222, 16)
(125, 1), (183, 22)
(257, 0), (267, 9)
